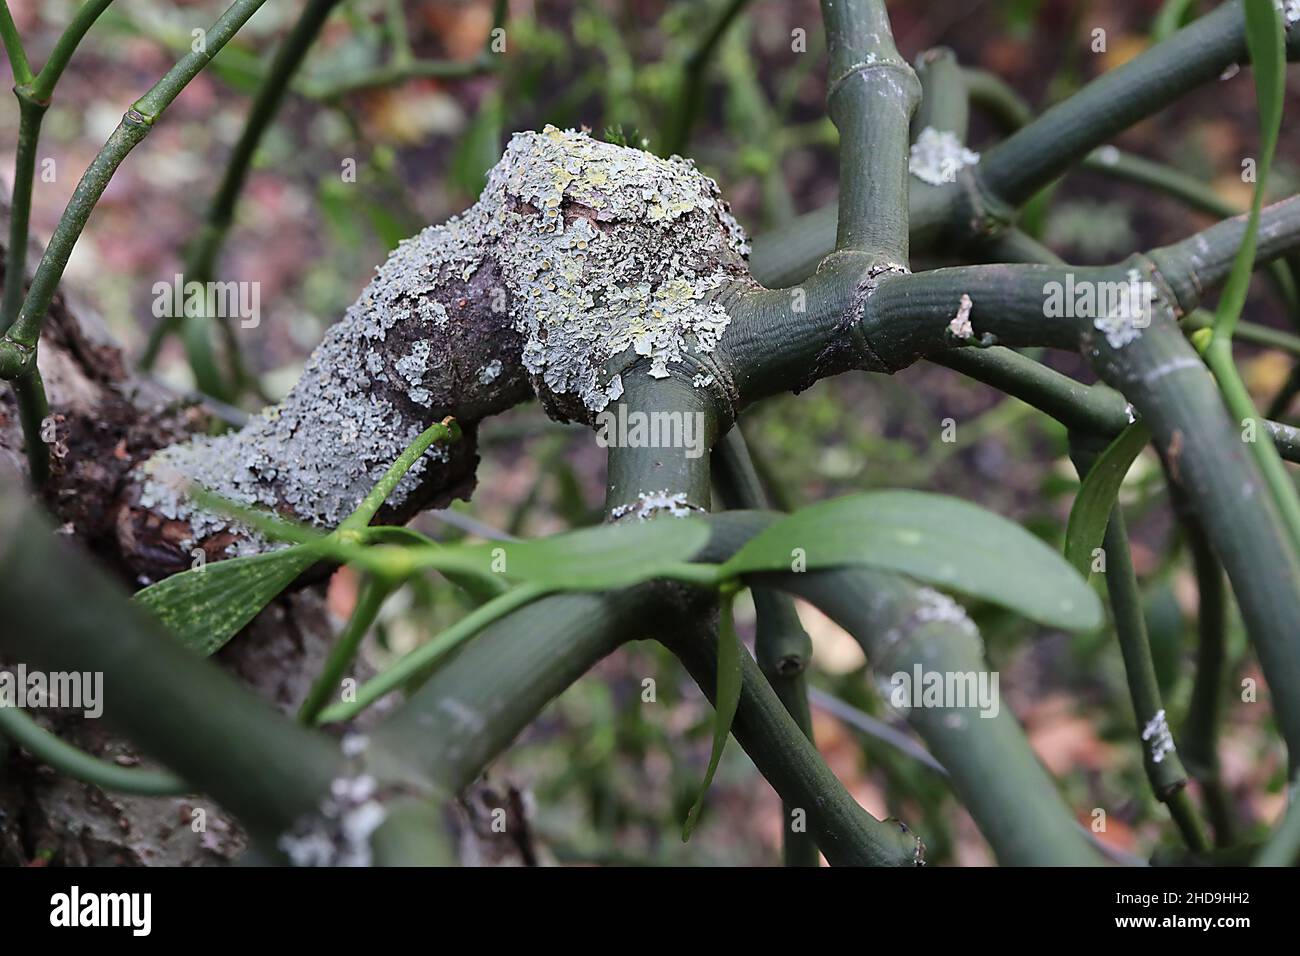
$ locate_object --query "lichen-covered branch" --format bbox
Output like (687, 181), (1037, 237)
(127, 128), (750, 572)
(1152, 196), (1300, 311)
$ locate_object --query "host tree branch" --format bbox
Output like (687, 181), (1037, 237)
(4, 0), (1300, 865)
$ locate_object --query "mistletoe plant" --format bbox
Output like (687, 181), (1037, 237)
(2, 0), (1300, 867)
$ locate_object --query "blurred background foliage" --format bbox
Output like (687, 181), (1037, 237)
(2, 0), (1297, 864)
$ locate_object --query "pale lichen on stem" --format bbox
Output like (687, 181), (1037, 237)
(128, 128), (755, 564)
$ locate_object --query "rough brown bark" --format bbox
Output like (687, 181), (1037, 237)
(0, 207), (540, 866)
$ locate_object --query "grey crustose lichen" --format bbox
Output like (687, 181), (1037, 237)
(134, 127), (753, 554)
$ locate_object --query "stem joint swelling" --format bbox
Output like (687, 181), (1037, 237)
(0, 336), (36, 379)
(949, 169), (1018, 247)
(12, 82), (49, 111)
(826, 56), (916, 103)
(122, 106), (155, 130)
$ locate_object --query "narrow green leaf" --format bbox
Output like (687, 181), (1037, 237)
(683, 586), (743, 841)
(134, 545), (317, 655)
(1201, 3), (1300, 554)
(1213, 0), (1285, 341)
(142, 417), (705, 655)
(1064, 423), (1151, 578)
(263, 516), (711, 592)
(436, 518), (713, 591)
(134, 421), (459, 654)
(721, 490), (1103, 631)
(1151, 0), (1198, 42)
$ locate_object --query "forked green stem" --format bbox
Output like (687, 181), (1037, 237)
(0, 701), (188, 796)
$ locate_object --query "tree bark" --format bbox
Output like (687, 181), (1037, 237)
(0, 209), (539, 866)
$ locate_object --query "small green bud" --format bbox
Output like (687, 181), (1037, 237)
(1188, 327), (1213, 355)
(0, 339), (37, 380)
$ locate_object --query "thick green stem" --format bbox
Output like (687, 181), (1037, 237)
(1177, 503), (1235, 846)
(0, 482), (457, 864)
(735, 194), (1300, 421)
(1089, 317), (1300, 774)
(933, 307), (1300, 779)
(0, 702), (187, 796)
(750, 3), (1300, 287)
(604, 369), (725, 517)
(1083, 146), (1299, 316)
(976, 1), (1295, 207)
(298, 574), (392, 724)
(1163, 204), (1300, 312)
(748, 202), (839, 288)
(606, 414), (918, 864)
(713, 427), (819, 867)
(820, 0), (919, 263)
(0, 482), (344, 845)
(912, 47), (968, 140)
(1074, 432), (1210, 852)
(764, 560), (1103, 865)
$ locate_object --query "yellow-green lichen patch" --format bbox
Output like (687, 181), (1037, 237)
(488, 126), (751, 419)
